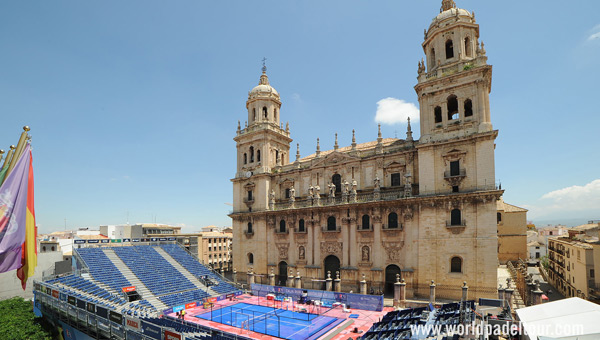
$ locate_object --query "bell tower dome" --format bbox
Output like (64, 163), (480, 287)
(416, 0), (493, 143)
(246, 64), (282, 126)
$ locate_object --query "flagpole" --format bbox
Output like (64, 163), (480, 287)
(6, 126), (30, 176)
(1, 145), (15, 170)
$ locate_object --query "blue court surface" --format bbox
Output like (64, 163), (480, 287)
(196, 302), (344, 340)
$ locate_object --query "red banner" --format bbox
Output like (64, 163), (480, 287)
(185, 302), (196, 309)
(52, 290), (59, 298)
(207, 297), (217, 304)
(121, 286), (136, 293)
(164, 330), (181, 340)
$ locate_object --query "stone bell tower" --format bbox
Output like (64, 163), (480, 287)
(416, 0), (492, 144)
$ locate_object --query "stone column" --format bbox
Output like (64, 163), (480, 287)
(295, 271), (302, 289)
(527, 280), (535, 306)
(268, 268), (275, 286)
(334, 271), (341, 292)
(498, 285), (505, 307)
(461, 281), (469, 302)
(233, 268), (237, 284)
(429, 280), (436, 305)
(248, 269), (255, 286)
(399, 279), (407, 308)
(532, 282), (543, 305)
(393, 274), (401, 308)
(325, 271), (333, 291)
(504, 287), (514, 310)
(287, 269), (294, 288)
(360, 274), (367, 295)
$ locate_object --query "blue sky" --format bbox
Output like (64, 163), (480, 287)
(1, 1), (599, 233)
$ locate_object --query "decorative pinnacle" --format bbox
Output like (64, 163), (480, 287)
(334, 133), (339, 150)
(261, 57), (267, 73)
(23, 126), (30, 132)
(316, 138), (321, 157)
(237, 120), (241, 131)
(378, 124), (382, 138)
(406, 117), (413, 141)
(351, 130), (357, 150)
(296, 143), (300, 161)
(10, 145), (15, 150)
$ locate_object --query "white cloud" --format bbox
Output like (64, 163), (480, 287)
(527, 179), (600, 219)
(587, 24), (600, 41)
(588, 31), (600, 41)
(374, 97), (419, 125)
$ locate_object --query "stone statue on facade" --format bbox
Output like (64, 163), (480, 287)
(374, 176), (381, 191)
(314, 185), (321, 206)
(350, 179), (358, 203)
(404, 172), (412, 197)
(299, 246), (305, 260)
(362, 246), (370, 262)
(269, 189), (275, 210)
(289, 187), (295, 202)
(329, 182), (336, 198)
(343, 180), (349, 195)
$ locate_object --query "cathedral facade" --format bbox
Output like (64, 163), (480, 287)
(230, 0), (500, 300)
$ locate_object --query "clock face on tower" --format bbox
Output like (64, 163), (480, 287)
(245, 171), (252, 178)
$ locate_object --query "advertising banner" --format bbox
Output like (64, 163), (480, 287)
(150, 238), (157, 242)
(251, 283), (383, 311)
(74, 240), (86, 244)
(122, 238), (131, 242)
(88, 239), (99, 244)
(164, 330), (182, 340)
(168, 237), (176, 241)
(158, 237), (167, 241)
(172, 305), (185, 313)
(122, 286), (136, 293)
(52, 290), (59, 298)
(185, 302), (196, 309)
(126, 330), (144, 340)
(125, 317), (141, 331)
(87, 302), (96, 313)
(109, 310), (123, 324)
(67, 296), (76, 306)
(141, 320), (162, 340)
(101, 239), (110, 243)
(96, 306), (108, 319)
(132, 238), (140, 242)
(76, 298), (86, 310)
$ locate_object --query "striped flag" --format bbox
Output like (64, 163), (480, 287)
(0, 144), (35, 288)
(17, 146), (36, 289)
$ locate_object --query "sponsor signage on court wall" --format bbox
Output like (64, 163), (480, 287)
(110, 239), (122, 243)
(101, 239), (110, 243)
(52, 290), (59, 298)
(132, 238), (140, 242)
(74, 240), (85, 244)
(122, 238), (131, 242)
(167, 237), (176, 241)
(184, 302), (196, 309)
(172, 305), (184, 313)
(68, 296), (76, 306)
(87, 239), (99, 243)
(164, 330), (181, 340)
(87, 302), (96, 313)
(158, 237), (167, 241)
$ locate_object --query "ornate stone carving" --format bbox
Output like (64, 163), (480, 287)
(276, 243), (289, 260)
(320, 241), (342, 255)
(382, 241), (405, 261)
(298, 246), (305, 260)
(267, 216), (275, 228)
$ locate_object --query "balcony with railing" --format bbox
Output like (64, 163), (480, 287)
(444, 169), (466, 179)
(321, 226), (341, 233)
(446, 220), (467, 228)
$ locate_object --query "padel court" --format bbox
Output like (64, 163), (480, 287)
(195, 302), (344, 340)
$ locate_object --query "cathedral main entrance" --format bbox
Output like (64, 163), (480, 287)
(278, 261), (288, 286)
(323, 255), (341, 286)
(385, 265), (401, 296)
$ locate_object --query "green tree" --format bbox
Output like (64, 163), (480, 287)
(0, 297), (54, 340)
(540, 255), (549, 270)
